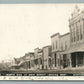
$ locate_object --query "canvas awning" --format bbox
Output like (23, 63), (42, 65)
(61, 43), (84, 54)
(10, 60), (30, 67)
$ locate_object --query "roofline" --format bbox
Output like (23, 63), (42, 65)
(42, 45), (51, 49)
(51, 33), (60, 38)
(34, 47), (40, 50)
(28, 52), (34, 54)
(38, 49), (43, 53)
(60, 32), (70, 38)
(25, 52), (34, 55)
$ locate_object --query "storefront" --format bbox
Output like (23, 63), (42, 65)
(61, 44), (84, 69)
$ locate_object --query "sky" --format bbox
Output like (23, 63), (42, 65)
(0, 4), (84, 62)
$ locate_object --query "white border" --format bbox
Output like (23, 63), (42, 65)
(0, 76), (84, 80)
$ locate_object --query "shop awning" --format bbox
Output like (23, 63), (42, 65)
(61, 43), (84, 54)
(10, 60), (30, 67)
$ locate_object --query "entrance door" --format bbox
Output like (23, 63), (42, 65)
(54, 53), (56, 67)
(63, 54), (67, 68)
(77, 52), (83, 67)
(71, 53), (76, 67)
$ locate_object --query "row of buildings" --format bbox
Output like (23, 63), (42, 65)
(11, 5), (84, 71)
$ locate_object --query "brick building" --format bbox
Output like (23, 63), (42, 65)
(11, 52), (34, 70)
(59, 5), (84, 69)
(67, 5), (84, 69)
(42, 45), (52, 69)
(60, 33), (70, 69)
(51, 33), (60, 69)
(51, 32), (70, 69)
(34, 48), (43, 70)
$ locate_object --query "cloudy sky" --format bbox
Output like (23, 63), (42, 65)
(0, 4), (84, 62)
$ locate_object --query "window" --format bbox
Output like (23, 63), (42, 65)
(80, 25), (82, 40)
(56, 41), (57, 49)
(83, 20), (84, 39)
(70, 28), (73, 42)
(73, 28), (75, 42)
(74, 26), (76, 42)
(70, 26), (74, 42)
(48, 58), (51, 67)
(58, 59), (60, 66)
(54, 53), (56, 67)
(61, 43), (63, 51)
(65, 42), (67, 50)
(40, 58), (42, 64)
(76, 23), (79, 41)
(52, 43), (54, 50)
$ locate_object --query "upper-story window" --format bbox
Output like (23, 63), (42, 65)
(65, 42), (67, 50)
(61, 43), (63, 51)
(78, 26), (80, 41)
(80, 25), (82, 40)
(52, 43), (54, 50)
(56, 41), (57, 49)
(73, 27), (75, 42)
(76, 23), (79, 41)
(71, 26), (74, 42)
(70, 28), (73, 42)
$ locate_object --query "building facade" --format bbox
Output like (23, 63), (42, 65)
(10, 5), (84, 71)
(51, 32), (70, 69)
(34, 48), (43, 70)
(60, 33), (71, 69)
(59, 5), (84, 70)
(43, 45), (52, 69)
(11, 52), (34, 70)
(37, 49), (43, 69)
(51, 33), (60, 69)
(68, 5), (84, 69)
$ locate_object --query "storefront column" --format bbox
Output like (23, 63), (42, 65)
(69, 53), (72, 68)
(83, 53), (84, 68)
(51, 53), (54, 69)
(60, 54), (63, 69)
(38, 58), (40, 69)
(57, 52), (60, 69)
(57, 53), (59, 69)
(76, 53), (78, 68)
(66, 54), (69, 69)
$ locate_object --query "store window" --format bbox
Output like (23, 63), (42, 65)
(80, 25), (82, 40)
(56, 41), (57, 49)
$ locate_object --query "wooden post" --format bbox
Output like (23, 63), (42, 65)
(69, 53), (72, 68)
(76, 53), (78, 68)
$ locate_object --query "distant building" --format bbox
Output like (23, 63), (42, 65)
(30, 53), (35, 70)
(24, 52), (34, 70)
(51, 32), (70, 69)
(34, 48), (43, 70)
(37, 49), (43, 69)
(60, 33), (70, 69)
(11, 52), (34, 70)
(51, 33), (60, 69)
(43, 45), (52, 69)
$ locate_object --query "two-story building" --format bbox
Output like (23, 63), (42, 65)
(11, 52), (34, 70)
(34, 48), (43, 70)
(51, 32), (70, 69)
(61, 5), (84, 69)
(51, 33), (60, 69)
(24, 52), (34, 70)
(60, 33), (70, 69)
(68, 5), (84, 69)
(37, 49), (43, 69)
(43, 45), (52, 69)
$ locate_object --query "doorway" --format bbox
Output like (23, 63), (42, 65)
(71, 53), (76, 67)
